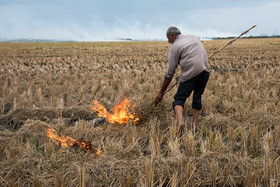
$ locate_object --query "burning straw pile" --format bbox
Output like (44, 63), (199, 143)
(46, 126), (102, 157)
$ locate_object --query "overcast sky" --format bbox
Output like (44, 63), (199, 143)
(0, 0), (279, 41)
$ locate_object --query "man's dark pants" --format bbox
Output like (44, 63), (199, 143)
(172, 70), (210, 110)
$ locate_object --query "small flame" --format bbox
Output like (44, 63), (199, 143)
(46, 127), (102, 157)
(91, 98), (139, 125)
(96, 147), (102, 157)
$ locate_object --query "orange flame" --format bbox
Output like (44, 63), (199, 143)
(47, 127), (102, 157)
(91, 98), (139, 125)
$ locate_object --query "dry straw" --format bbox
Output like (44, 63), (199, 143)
(1, 37), (280, 186)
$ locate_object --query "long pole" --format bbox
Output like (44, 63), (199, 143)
(164, 25), (257, 95)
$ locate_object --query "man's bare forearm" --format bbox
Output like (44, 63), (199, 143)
(159, 77), (172, 94)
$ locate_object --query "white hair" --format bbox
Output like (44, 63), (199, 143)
(167, 27), (181, 35)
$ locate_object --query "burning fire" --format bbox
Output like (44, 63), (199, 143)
(91, 98), (139, 125)
(46, 127), (102, 157)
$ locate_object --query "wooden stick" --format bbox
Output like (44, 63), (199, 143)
(208, 25), (257, 59)
(164, 25), (257, 95)
(164, 80), (179, 95)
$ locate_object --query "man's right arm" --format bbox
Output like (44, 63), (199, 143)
(165, 50), (179, 80)
(154, 77), (172, 104)
(154, 48), (179, 104)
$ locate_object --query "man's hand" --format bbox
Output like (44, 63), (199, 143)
(154, 92), (164, 104)
(154, 77), (172, 105)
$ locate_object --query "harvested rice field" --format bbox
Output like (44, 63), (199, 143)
(0, 38), (280, 186)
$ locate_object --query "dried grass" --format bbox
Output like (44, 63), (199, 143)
(1, 39), (280, 186)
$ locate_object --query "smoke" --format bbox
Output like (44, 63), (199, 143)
(0, 1), (279, 41)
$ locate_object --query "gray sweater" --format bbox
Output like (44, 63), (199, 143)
(164, 34), (209, 82)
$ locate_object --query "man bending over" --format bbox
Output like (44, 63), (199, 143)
(155, 26), (210, 132)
